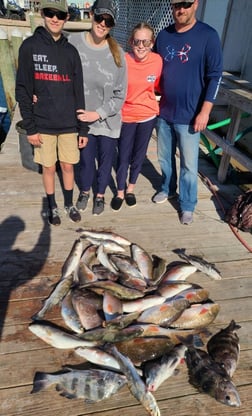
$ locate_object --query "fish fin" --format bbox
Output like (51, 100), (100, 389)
(177, 333), (209, 348)
(31, 372), (50, 394)
(85, 399), (97, 404)
(58, 389), (77, 399)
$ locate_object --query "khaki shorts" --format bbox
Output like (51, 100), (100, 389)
(34, 133), (79, 167)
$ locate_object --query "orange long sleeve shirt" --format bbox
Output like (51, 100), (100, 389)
(122, 51), (163, 123)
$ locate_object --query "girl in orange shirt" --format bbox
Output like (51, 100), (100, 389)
(111, 22), (163, 211)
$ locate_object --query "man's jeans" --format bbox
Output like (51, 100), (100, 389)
(156, 117), (200, 212)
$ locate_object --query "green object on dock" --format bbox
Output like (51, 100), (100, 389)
(200, 112), (252, 168)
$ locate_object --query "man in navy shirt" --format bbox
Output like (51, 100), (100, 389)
(153, 0), (223, 225)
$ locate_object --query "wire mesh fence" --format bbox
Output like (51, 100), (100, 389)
(113, 0), (174, 50)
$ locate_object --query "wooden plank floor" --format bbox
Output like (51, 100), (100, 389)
(1, 107), (252, 416)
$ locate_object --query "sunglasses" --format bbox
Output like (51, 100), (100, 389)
(132, 39), (152, 47)
(173, 2), (194, 9)
(43, 8), (68, 20)
(94, 13), (115, 28)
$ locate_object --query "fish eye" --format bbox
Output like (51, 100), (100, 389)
(225, 395), (231, 402)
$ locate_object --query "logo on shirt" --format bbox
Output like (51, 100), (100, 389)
(165, 43), (191, 64)
(147, 75), (157, 83)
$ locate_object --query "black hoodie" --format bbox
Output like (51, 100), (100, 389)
(16, 26), (88, 137)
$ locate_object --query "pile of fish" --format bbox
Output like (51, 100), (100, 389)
(29, 229), (241, 415)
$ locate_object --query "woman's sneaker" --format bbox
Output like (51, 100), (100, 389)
(93, 197), (105, 215)
(76, 192), (89, 211)
(48, 207), (61, 226)
(65, 205), (81, 223)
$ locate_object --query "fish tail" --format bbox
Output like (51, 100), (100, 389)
(229, 319), (241, 332)
(31, 372), (53, 393)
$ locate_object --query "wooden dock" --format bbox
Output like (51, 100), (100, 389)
(1, 107), (252, 416)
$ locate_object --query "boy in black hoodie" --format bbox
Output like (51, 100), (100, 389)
(15, 0), (88, 226)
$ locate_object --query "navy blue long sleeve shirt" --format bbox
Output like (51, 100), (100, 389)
(154, 21), (223, 125)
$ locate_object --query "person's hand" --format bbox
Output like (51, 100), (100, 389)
(194, 112), (210, 132)
(78, 136), (88, 149)
(76, 109), (100, 123)
(27, 133), (43, 146)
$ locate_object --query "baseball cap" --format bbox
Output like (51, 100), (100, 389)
(171, 0), (194, 3)
(92, 0), (117, 21)
(40, 0), (68, 13)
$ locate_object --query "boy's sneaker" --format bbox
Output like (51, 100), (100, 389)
(65, 205), (81, 223)
(48, 207), (61, 226)
(76, 192), (89, 211)
(93, 197), (105, 216)
(180, 211), (193, 225)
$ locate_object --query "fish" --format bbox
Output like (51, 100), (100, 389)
(151, 254), (167, 284)
(29, 322), (100, 349)
(103, 291), (122, 321)
(78, 261), (98, 284)
(145, 344), (187, 391)
(31, 277), (73, 321)
(173, 248), (222, 280)
(130, 243), (153, 280)
(115, 336), (177, 365)
(185, 347), (241, 407)
(75, 347), (143, 376)
(109, 254), (146, 282)
(104, 344), (161, 416)
(61, 290), (84, 334)
(80, 243), (97, 266)
(157, 281), (193, 299)
(96, 244), (119, 274)
(71, 289), (103, 330)
(75, 346), (122, 372)
(85, 236), (126, 253)
(79, 280), (146, 300)
(78, 229), (132, 246)
(207, 320), (241, 377)
(173, 284), (210, 304)
(104, 311), (141, 329)
(159, 263), (197, 283)
(136, 298), (190, 327)
(122, 295), (166, 314)
(169, 302), (220, 329)
(61, 238), (83, 280)
(31, 368), (127, 402)
(78, 324), (144, 343)
(91, 264), (119, 281)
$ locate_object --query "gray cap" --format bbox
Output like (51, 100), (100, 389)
(40, 0), (68, 13)
(92, 0), (116, 21)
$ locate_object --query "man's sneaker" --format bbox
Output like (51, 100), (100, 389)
(93, 197), (105, 215)
(76, 192), (89, 211)
(48, 207), (61, 226)
(180, 211), (193, 225)
(152, 191), (168, 203)
(65, 205), (81, 223)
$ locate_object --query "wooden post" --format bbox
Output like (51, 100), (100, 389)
(11, 28), (23, 71)
(0, 28), (16, 120)
(217, 106), (242, 183)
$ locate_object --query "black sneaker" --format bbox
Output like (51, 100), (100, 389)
(125, 193), (136, 207)
(93, 197), (105, 215)
(48, 207), (61, 226)
(76, 192), (90, 211)
(65, 205), (81, 223)
(111, 196), (124, 211)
